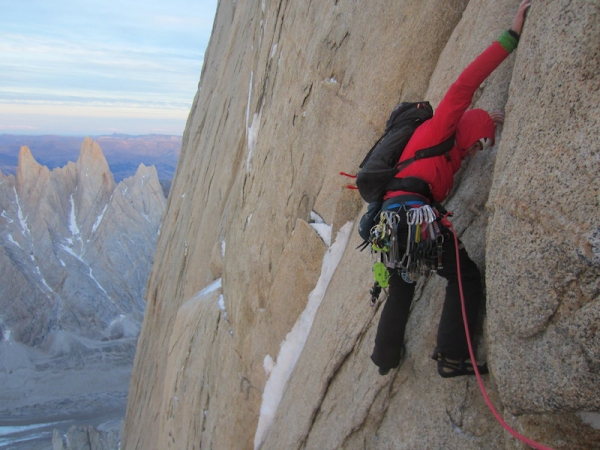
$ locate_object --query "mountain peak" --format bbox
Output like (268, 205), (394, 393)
(16, 146), (45, 188)
(134, 163), (154, 177)
(77, 137), (110, 169)
(75, 138), (116, 191)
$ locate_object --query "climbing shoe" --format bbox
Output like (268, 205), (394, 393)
(434, 353), (489, 378)
(378, 366), (391, 376)
(376, 346), (405, 376)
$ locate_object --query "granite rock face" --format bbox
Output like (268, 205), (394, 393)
(123, 1), (600, 449)
(52, 425), (120, 450)
(486, 0), (600, 415)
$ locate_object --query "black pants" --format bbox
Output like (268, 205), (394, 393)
(370, 231), (483, 370)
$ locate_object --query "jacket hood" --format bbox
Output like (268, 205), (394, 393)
(455, 109), (495, 158)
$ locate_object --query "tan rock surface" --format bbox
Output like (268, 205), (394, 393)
(486, 0), (600, 415)
(123, 1), (600, 449)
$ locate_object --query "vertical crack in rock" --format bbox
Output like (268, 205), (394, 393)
(299, 315), (381, 449)
(297, 353), (354, 449)
(301, 83), (313, 108)
(175, 247), (189, 304)
(206, 171), (217, 202)
(201, 392), (211, 436)
(338, 332), (401, 449)
(445, 381), (469, 434)
(371, 372), (402, 437)
(241, 376), (260, 402)
(326, 29), (349, 52)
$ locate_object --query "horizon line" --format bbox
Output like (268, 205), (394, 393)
(0, 132), (183, 138)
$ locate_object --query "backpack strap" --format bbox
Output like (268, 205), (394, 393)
(385, 177), (433, 201)
(358, 133), (387, 168)
(395, 133), (456, 172)
(359, 102), (434, 169)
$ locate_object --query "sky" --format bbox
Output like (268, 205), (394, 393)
(0, 0), (218, 136)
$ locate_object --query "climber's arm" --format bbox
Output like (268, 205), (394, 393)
(429, 0), (531, 139)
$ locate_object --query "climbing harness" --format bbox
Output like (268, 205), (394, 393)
(368, 203), (445, 305)
(443, 216), (555, 450)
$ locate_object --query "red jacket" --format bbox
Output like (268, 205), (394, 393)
(385, 41), (510, 202)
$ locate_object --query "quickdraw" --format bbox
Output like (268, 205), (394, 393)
(402, 204), (444, 281)
(369, 204), (445, 301)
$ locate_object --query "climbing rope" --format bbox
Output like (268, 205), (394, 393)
(441, 215), (555, 450)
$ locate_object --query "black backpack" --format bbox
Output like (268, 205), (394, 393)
(355, 101), (454, 203)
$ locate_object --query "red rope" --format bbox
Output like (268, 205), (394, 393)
(443, 217), (555, 450)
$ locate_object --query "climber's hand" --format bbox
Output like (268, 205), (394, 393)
(490, 110), (505, 125)
(511, 0), (532, 36)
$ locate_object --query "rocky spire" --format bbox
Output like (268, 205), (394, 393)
(76, 137), (115, 187)
(73, 138), (117, 235)
(16, 146), (46, 190)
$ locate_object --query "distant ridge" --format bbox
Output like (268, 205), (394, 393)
(0, 134), (181, 184)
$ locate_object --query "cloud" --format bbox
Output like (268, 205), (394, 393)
(0, 0), (218, 135)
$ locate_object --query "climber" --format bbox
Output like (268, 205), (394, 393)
(371, 0), (532, 377)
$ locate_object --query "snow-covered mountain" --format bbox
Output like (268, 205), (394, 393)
(0, 137), (165, 351)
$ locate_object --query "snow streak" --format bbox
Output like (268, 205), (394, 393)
(63, 195), (110, 300)
(197, 278), (222, 298)
(309, 211), (331, 246)
(11, 188), (53, 295)
(14, 187), (31, 239)
(68, 195), (81, 238)
(92, 204), (108, 233)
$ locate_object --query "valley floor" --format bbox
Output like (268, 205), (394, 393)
(0, 339), (134, 449)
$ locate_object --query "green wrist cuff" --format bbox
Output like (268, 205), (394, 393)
(498, 29), (519, 53)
